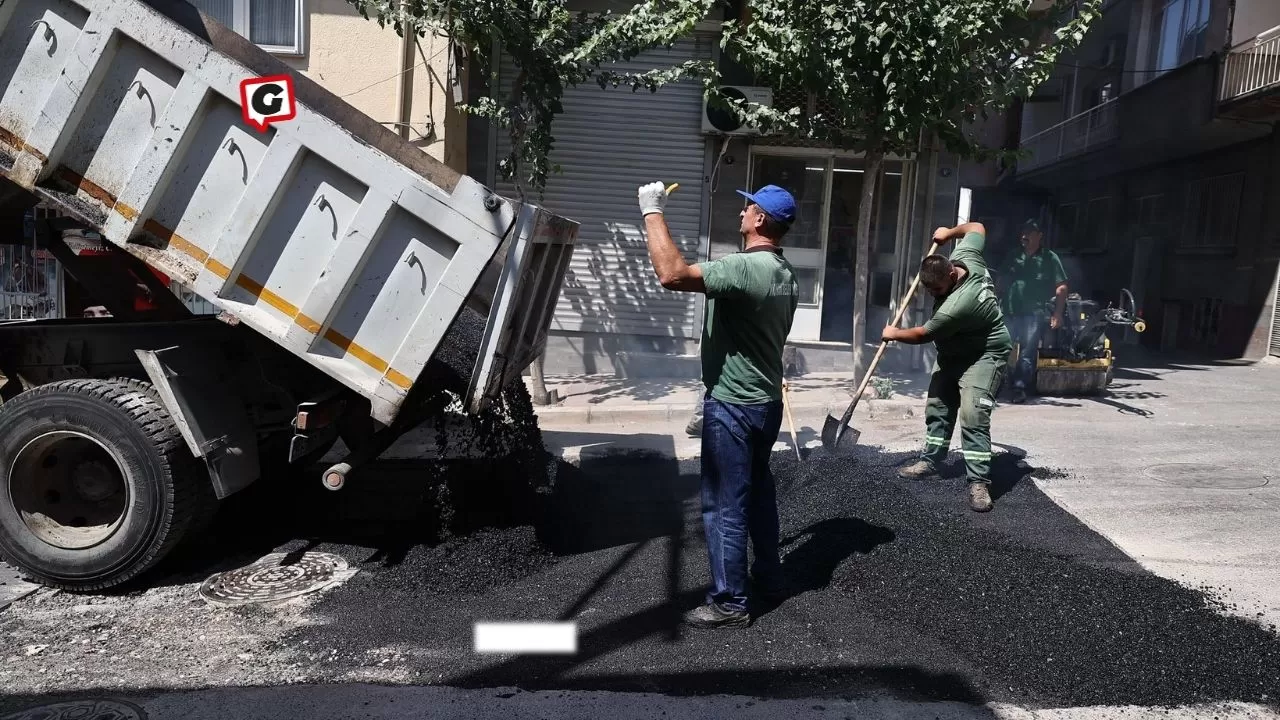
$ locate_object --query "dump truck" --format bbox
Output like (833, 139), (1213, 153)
(0, 0), (579, 591)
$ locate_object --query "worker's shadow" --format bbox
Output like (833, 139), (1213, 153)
(939, 443), (1034, 502)
(752, 517), (895, 618)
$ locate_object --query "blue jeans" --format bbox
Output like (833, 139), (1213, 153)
(700, 393), (784, 612)
(1005, 314), (1045, 391)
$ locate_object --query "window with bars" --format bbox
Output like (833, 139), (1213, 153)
(1181, 173), (1244, 250)
(186, 0), (305, 55)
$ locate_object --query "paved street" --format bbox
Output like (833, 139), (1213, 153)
(1, 352), (1278, 720)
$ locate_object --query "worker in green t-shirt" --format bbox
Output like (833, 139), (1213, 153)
(997, 220), (1068, 404)
(638, 181), (799, 629)
(881, 222), (1012, 513)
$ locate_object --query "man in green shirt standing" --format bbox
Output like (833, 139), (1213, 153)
(881, 222), (1012, 512)
(998, 220), (1068, 403)
(637, 181), (799, 629)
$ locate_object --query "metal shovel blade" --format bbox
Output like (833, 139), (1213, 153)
(820, 413), (861, 450)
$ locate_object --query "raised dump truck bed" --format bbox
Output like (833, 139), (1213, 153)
(0, 0), (579, 590)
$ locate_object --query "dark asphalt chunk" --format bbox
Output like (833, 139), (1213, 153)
(139, 364), (1272, 711)
(271, 444), (1280, 710)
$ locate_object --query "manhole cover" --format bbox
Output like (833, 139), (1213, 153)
(1143, 463), (1270, 490)
(1, 699), (145, 720)
(199, 551), (356, 606)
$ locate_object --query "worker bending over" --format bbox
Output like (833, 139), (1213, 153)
(638, 181), (799, 629)
(998, 219), (1068, 403)
(882, 222), (1012, 513)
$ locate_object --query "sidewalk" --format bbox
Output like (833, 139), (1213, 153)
(526, 371), (930, 463)
(530, 371), (928, 426)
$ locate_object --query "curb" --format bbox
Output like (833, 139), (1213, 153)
(533, 398), (920, 425)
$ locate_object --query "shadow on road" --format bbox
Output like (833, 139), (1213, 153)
(0, 676), (1002, 719)
(750, 517), (896, 619)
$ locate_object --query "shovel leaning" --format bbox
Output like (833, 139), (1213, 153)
(820, 241), (941, 451)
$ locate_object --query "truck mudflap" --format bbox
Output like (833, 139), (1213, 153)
(135, 345), (260, 499)
(466, 202), (578, 414)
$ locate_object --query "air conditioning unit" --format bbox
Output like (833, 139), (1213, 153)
(702, 86), (773, 136)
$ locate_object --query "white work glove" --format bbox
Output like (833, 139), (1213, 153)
(637, 181), (668, 216)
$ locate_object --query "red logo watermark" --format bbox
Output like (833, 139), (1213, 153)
(239, 74), (296, 132)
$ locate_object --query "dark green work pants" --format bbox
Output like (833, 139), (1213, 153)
(919, 353), (1008, 483)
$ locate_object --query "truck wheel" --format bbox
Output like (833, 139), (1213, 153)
(0, 379), (206, 591)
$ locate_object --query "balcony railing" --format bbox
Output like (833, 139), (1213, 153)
(1018, 98), (1119, 173)
(1220, 31), (1280, 102)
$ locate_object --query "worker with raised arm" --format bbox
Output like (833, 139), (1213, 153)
(998, 219), (1068, 403)
(637, 181), (799, 629)
(881, 222), (1012, 513)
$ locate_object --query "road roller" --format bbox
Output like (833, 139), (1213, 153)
(1012, 289), (1146, 396)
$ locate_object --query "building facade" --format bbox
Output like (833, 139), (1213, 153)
(466, 1), (969, 378)
(967, 0), (1280, 360)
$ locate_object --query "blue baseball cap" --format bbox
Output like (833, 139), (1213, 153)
(737, 185), (796, 225)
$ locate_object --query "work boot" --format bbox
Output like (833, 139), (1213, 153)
(683, 602), (750, 629)
(969, 482), (993, 512)
(1010, 388), (1028, 404)
(897, 459), (939, 480)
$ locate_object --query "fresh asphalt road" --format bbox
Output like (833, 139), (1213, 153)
(1, 352), (1278, 720)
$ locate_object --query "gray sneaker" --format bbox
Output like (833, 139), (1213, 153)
(897, 459), (938, 480)
(683, 603), (750, 629)
(969, 482), (993, 512)
(686, 415), (702, 437)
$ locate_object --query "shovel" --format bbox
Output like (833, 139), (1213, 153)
(820, 241), (941, 450)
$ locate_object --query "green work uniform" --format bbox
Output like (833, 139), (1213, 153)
(697, 247), (799, 404)
(1000, 247), (1068, 317)
(918, 231), (1012, 483)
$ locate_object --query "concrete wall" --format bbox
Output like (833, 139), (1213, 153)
(1231, 0), (1280, 44)
(277, 0), (466, 173)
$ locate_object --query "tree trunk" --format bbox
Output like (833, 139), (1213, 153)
(850, 150), (884, 381)
(527, 352), (551, 405)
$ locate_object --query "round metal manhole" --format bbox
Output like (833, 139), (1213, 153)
(1, 699), (146, 720)
(198, 551), (355, 606)
(1143, 463), (1270, 490)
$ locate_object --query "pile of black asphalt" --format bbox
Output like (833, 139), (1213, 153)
(193, 440), (1279, 711)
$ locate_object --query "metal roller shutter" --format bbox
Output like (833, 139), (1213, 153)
(1270, 269), (1280, 357)
(496, 33), (714, 339)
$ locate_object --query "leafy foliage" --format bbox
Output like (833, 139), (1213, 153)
(715, 0), (1102, 160)
(346, 0), (718, 194)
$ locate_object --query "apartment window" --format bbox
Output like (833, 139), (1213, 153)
(1052, 202), (1079, 252)
(1181, 173), (1244, 250)
(187, 0), (305, 55)
(1082, 197), (1111, 252)
(1137, 194), (1164, 228)
(1153, 0), (1210, 73)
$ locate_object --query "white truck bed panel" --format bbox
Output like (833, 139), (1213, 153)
(0, 0), (579, 425)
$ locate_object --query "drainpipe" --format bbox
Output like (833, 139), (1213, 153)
(394, 23), (416, 141)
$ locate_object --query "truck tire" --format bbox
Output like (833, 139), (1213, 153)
(0, 379), (207, 591)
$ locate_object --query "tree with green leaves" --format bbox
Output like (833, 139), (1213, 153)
(713, 0), (1101, 373)
(345, 0), (723, 403)
(346, 0), (719, 197)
